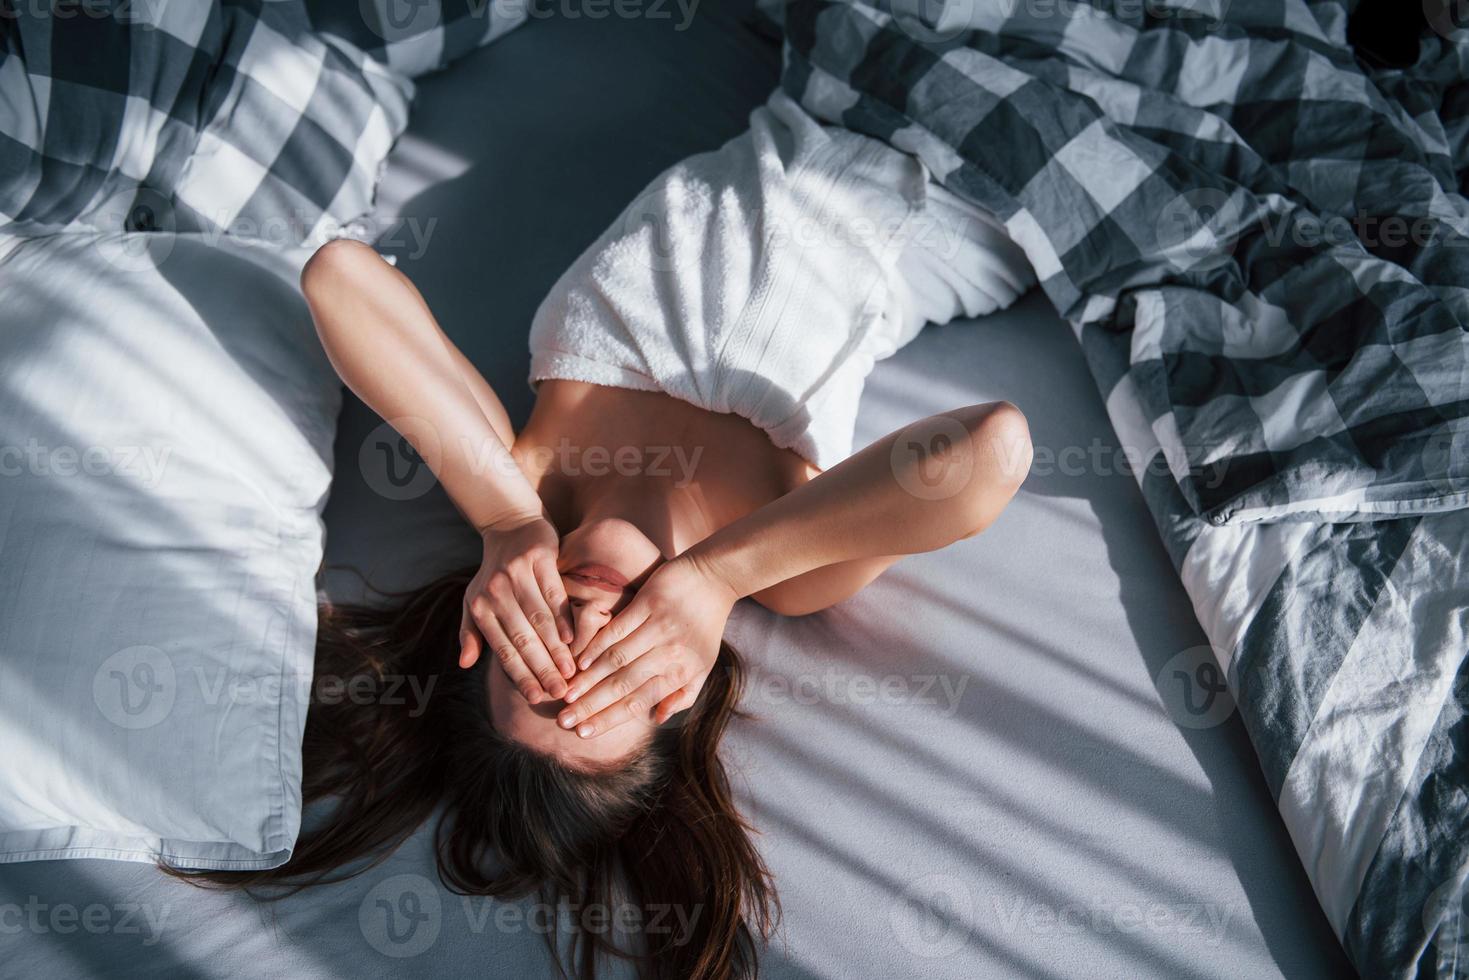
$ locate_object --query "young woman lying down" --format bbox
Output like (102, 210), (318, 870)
(185, 92), (1035, 978)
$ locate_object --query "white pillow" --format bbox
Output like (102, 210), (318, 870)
(0, 231), (338, 869)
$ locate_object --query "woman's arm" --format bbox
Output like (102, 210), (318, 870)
(300, 239), (536, 529)
(557, 401), (1032, 737)
(300, 239), (577, 698)
(701, 400), (1032, 607)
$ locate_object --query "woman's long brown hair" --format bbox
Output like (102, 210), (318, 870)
(169, 567), (778, 980)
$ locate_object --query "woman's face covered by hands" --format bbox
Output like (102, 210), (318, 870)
(486, 517), (666, 766)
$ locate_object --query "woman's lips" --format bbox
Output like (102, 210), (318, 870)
(563, 563), (630, 593)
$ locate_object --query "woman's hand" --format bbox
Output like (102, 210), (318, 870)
(459, 514), (577, 702)
(556, 555), (740, 738)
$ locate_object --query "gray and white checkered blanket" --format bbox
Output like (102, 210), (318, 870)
(778, 1), (1469, 976)
(784, 0), (1469, 527)
(0, 0), (524, 244)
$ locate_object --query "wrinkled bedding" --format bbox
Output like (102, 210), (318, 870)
(0, 0), (525, 870)
(783, 0), (1469, 526)
(0, 0), (525, 244)
(776, 1), (1469, 976)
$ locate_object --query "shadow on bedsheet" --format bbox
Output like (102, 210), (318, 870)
(0, 861), (208, 980)
(845, 291), (1352, 978)
(0, 836), (570, 979)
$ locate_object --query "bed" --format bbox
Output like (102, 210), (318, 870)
(0, 5), (1355, 978)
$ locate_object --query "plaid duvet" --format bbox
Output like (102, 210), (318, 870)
(0, 0), (524, 244)
(777, 1), (1469, 976)
(784, 0), (1469, 526)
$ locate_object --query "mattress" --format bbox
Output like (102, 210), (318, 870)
(0, 5), (1354, 978)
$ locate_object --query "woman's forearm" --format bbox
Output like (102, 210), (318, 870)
(300, 240), (544, 533)
(686, 402), (1032, 599)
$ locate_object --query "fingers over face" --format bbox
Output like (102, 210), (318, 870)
(568, 604), (604, 660)
(654, 684), (700, 725)
(558, 646), (691, 737)
(486, 584), (568, 700)
(469, 599), (545, 703)
(512, 571), (575, 680)
(567, 670), (685, 739)
(577, 601), (650, 671)
(563, 621), (663, 704)
(534, 558), (575, 648)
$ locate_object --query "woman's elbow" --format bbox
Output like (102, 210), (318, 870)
(956, 400), (1031, 538)
(976, 400), (1032, 492)
(299, 237), (380, 305)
